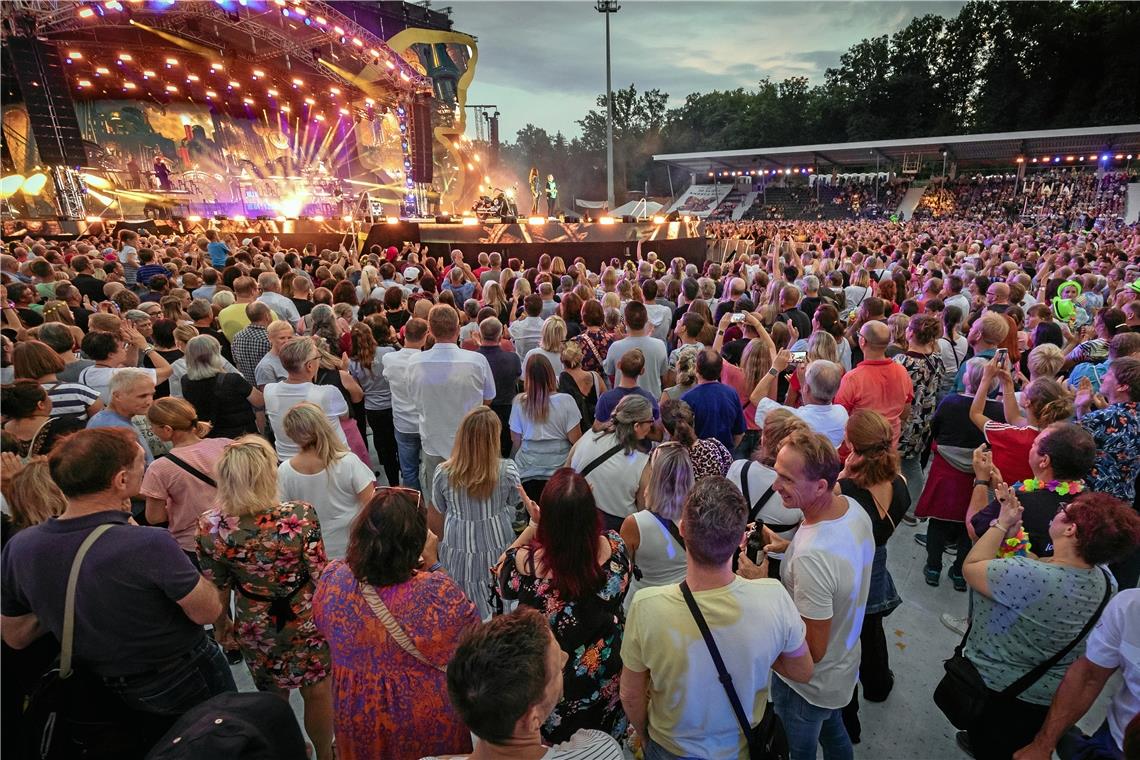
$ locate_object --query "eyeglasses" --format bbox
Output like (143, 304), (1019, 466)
(1055, 503), (1074, 521)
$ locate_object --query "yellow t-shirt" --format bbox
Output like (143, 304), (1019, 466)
(621, 578), (805, 759)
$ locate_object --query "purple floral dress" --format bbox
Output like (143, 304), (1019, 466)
(496, 531), (631, 743)
(196, 501), (331, 691)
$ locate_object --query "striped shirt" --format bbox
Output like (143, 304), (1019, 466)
(42, 382), (100, 420)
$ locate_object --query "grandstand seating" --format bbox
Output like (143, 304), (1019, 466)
(911, 170), (1132, 222)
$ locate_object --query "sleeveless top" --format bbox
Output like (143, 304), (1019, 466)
(625, 510), (687, 611)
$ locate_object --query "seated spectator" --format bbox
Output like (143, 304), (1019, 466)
(435, 608), (624, 760)
(314, 486), (480, 760)
(620, 476), (813, 759)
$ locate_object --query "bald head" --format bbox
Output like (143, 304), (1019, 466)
(986, 282), (1010, 305)
(860, 320), (890, 358)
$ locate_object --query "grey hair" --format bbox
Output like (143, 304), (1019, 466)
(280, 337), (316, 374)
(607, 394), (653, 453)
(109, 367), (153, 395)
(184, 335), (226, 381)
(805, 360), (843, 404)
(646, 443), (693, 522)
(962, 357), (994, 395)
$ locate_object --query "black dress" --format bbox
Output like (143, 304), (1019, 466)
(558, 371), (600, 433)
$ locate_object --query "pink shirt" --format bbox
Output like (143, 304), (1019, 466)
(140, 437), (233, 551)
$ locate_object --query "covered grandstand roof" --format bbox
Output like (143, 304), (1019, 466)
(654, 125), (1140, 174)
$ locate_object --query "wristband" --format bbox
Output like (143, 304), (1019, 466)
(973, 478), (991, 487)
(426, 561), (443, 573)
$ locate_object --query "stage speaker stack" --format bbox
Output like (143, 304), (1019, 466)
(409, 98), (433, 184)
(4, 38), (88, 167)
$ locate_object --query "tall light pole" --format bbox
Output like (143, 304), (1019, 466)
(596, 0), (620, 210)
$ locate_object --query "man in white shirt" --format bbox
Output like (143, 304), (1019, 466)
(256, 271), (301, 324)
(1016, 589), (1140, 760)
(753, 358), (849, 448)
(381, 317), (428, 490)
(264, 337), (349, 460)
(621, 477), (813, 759)
(757, 430), (874, 760)
(407, 305), (496, 507)
(641, 280), (673, 344)
(509, 294), (545, 359)
(604, 302), (669, 398)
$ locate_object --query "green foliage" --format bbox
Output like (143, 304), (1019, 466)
(498, 0), (1140, 205)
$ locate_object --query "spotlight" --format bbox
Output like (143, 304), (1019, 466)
(652, 215), (666, 224)
(85, 215), (103, 223)
(599, 216), (615, 225)
(311, 215), (325, 222)
(527, 216), (545, 225)
(461, 217), (479, 226)
(385, 216), (399, 224)
(341, 215), (353, 222)
(232, 214), (246, 223)
(187, 215), (202, 222)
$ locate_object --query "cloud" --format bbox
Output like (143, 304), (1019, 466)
(449, 1), (965, 140)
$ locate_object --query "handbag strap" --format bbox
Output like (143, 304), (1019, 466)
(739, 461), (779, 523)
(580, 441), (624, 478)
(360, 583), (446, 673)
(1000, 567), (1112, 698)
(60, 524), (115, 678)
(679, 581), (754, 745)
(652, 512), (686, 550)
(163, 451), (217, 488)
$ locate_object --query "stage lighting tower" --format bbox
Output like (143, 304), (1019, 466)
(595, 0), (620, 210)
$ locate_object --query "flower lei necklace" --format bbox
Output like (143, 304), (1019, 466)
(1014, 479), (1084, 497)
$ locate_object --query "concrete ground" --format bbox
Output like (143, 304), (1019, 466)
(229, 512), (1114, 760)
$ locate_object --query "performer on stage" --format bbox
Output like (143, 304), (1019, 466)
(529, 167), (541, 214)
(545, 173), (558, 218)
(126, 155), (142, 190)
(153, 154), (172, 191)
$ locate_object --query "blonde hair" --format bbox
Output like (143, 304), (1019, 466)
(283, 402), (348, 471)
(8, 460), (67, 530)
(1024, 377), (1074, 426)
(843, 409), (900, 487)
(147, 397), (212, 438)
(806, 330), (839, 364)
(216, 435), (280, 516)
(172, 324), (199, 347)
(1027, 343), (1064, 380)
(540, 315), (566, 353)
(561, 341), (584, 369)
(441, 406), (502, 500)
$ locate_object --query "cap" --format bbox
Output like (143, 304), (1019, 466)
(403, 266), (420, 281)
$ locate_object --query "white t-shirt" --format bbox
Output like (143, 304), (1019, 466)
(407, 344), (496, 458)
(724, 459), (801, 554)
(278, 455), (375, 560)
(753, 399), (848, 449)
(622, 577), (806, 759)
(78, 365), (158, 403)
(645, 302), (673, 343)
(938, 335), (969, 379)
(1084, 588), (1140, 750)
(569, 430), (648, 519)
(777, 497), (874, 709)
(524, 347), (564, 377)
(263, 382), (348, 459)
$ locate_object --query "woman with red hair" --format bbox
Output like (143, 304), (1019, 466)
(494, 467), (631, 744)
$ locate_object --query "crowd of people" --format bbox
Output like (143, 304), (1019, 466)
(2, 210), (1140, 760)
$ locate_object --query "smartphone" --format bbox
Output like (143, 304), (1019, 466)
(995, 347), (1009, 368)
(791, 351), (807, 362)
(730, 313), (746, 324)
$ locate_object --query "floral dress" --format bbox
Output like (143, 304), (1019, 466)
(496, 531), (631, 744)
(196, 501), (331, 691)
(893, 350), (945, 460)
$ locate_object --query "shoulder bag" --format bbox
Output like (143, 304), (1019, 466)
(679, 581), (788, 760)
(22, 524), (139, 759)
(579, 440), (624, 478)
(163, 451), (217, 488)
(934, 567), (1112, 730)
(740, 461), (799, 533)
(360, 584), (446, 673)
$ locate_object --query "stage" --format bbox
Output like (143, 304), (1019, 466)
(2, 216), (710, 268)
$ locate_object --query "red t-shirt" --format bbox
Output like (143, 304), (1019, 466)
(834, 360), (915, 448)
(983, 421), (1038, 485)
